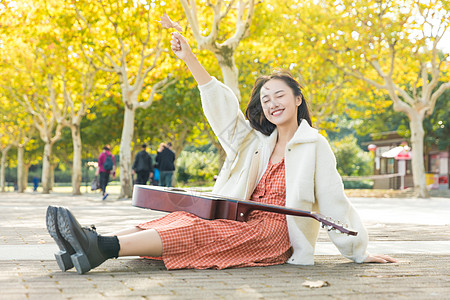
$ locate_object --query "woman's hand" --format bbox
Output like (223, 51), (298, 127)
(170, 32), (192, 61)
(170, 31), (212, 85)
(364, 254), (398, 263)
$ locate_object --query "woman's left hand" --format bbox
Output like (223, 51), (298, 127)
(364, 254), (398, 263)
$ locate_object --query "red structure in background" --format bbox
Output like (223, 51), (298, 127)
(365, 132), (449, 190)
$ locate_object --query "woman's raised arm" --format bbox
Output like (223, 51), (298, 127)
(170, 32), (212, 86)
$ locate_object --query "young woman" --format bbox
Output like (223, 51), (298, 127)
(46, 32), (396, 275)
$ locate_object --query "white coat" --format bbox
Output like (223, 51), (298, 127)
(198, 77), (369, 264)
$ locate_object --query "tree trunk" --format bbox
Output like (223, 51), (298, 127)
(50, 165), (55, 191)
(409, 112), (429, 198)
(216, 53), (241, 101)
(71, 124), (83, 195)
(119, 106), (135, 198)
(17, 146), (25, 193)
(41, 143), (52, 194)
(23, 164), (30, 191)
(0, 146), (11, 192)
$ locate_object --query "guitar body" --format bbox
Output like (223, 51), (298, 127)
(132, 185), (357, 236)
(132, 185), (244, 221)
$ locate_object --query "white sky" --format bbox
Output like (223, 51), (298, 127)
(438, 30), (450, 54)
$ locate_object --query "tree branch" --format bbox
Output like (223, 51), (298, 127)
(61, 75), (74, 127)
(137, 75), (176, 109)
(73, 4), (91, 30)
(388, 40), (396, 77)
(341, 66), (386, 90)
(427, 82), (450, 116)
(180, 0), (203, 43)
(79, 45), (116, 73)
(224, 0), (255, 48)
(142, 47), (163, 80)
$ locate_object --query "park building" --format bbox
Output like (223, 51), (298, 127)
(366, 131), (449, 191)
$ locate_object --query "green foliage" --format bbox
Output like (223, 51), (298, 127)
(351, 80), (450, 151)
(5, 165), (74, 183)
(80, 96), (124, 155)
(176, 149), (219, 186)
(342, 180), (374, 189)
(135, 77), (205, 149)
(330, 135), (373, 177)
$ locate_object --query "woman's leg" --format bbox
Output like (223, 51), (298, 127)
(117, 228), (163, 257)
(104, 227), (163, 256)
(105, 226), (144, 237)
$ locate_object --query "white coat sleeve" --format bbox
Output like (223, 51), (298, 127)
(314, 135), (369, 263)
(198, 77), (254, 159)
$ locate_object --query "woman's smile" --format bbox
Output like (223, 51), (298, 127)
(271, 108), (284, 117)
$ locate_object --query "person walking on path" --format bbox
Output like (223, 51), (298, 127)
(132, 144), (154, 185)
(96, 145), (116, 201)
(155, 142), (176, 187)
(32, 176), (39, 192)
(46, 31), (396, 275)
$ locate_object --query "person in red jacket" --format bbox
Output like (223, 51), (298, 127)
(96, 145), (116, 200)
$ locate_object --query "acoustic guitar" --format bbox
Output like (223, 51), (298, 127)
(132, 185), (357, 236)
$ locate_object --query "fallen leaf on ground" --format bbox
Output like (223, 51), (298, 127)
(302, 280), (330, 288)
(159, 13), (182, 32)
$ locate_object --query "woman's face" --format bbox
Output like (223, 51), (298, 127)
(260, 79), (302, 129)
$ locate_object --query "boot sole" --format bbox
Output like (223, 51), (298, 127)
(46, 206), (74, 271)
(57, 208), (92, 275)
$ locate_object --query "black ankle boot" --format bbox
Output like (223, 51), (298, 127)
(46, 206), (75, 271)
(57, 207), (107, 274)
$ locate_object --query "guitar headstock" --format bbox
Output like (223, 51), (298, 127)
(314, 214), (357, 236)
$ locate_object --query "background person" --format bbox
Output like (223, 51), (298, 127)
(155, 142), (176, 187)
(33, 176), (39, 192)
(150, 168), (160, 186)
(96, 145), (116, 200)
(132, 143), (154, 185)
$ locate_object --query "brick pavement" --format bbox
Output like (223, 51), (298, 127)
(0, 192), (449, 299)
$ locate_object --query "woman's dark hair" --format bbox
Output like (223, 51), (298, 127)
(245, 70), (312, 136)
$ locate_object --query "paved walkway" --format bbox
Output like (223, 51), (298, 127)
(0, 191), (449, 299)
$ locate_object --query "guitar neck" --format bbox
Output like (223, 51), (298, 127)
(211, 194), (357, 236)
(232, 198), (318, 220)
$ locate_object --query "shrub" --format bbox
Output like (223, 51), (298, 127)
(330, 135), (373, 177)
(343, 180), (373, 189)
(176, 150), (219, 185)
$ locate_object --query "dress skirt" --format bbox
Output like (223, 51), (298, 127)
(137, 159), (292, 270)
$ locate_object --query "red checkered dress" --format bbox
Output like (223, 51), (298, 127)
(137, 158), (292, 270)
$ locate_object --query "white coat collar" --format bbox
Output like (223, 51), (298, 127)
(265, 119), (318, 147)
(290, 119), (318, 144)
